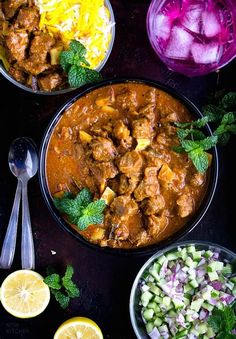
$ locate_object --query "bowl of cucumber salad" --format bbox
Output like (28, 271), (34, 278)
(130, 240), (236, 339)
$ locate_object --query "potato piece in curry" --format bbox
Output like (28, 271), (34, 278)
(46, 83), (210, 249)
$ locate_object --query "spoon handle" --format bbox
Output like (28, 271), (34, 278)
(0, 180), (22, 269)
(21, 181), (35, 270)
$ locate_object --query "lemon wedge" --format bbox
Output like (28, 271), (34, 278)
(0, 270), (50, 318)
(54, 316), (103, 339)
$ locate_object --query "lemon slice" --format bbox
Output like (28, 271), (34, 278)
(54, 316), (103, 339)
(0, 270), (50, 318)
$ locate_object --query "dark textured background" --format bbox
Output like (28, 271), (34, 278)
(0, 1), (235, 338)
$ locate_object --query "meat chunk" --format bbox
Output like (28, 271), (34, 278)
(16, 7), (39, 31)
(141, 195), (165, 215)
(30, 33), (55, 63)
(160, 112), (179, 123)
(18, 59), (50, 75)
(91, 137), (117, 162)
(132, 118), (153, 139)
(110, 195), (138, 219)
(190, 173), (205, 187)
(8, 66), (26, 83)
(3, 0), (27, 19)
(118, 151), (143, 177)
(138, 103), (156, 123)
(147, 214), (168, 238)
(118, 174), (139, 195)
(176, 194), (194, 217)
(115, 89), (137, 111)
(6, 31), (28, 61)
(145, 88), (157, 104)
(142, 150), (163, 169)
(88, 161), (118, 193)
(38, 73), (63, 92)
(134, 167), (160, 201)
(113, 120), (130, 140)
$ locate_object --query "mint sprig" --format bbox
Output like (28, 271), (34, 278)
(44, 265), (80, 309)
(174, 91), (236, 173)
(54, 188), (106, 230)
(60, 40), (102, 88)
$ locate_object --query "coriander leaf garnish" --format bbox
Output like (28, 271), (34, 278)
(208, 306), (236, 338)
(54, 188), (106, 231)
(174, 90), (236, 173)
(60, 40), (102, 88)
(44, 265), (80, 309)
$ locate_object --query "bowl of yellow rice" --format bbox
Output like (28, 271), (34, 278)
(0, 0), (115, 94)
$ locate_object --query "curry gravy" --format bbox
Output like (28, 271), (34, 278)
(46, 83), (210, 248)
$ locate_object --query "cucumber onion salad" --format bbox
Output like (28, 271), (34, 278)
(139, 245), (236, 338)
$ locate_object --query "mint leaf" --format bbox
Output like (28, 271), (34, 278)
(188, 148), (209, 173)
(220, 92), (236, 110)
(198, 135), (218, 150)
(203, 104), (226, 122)
(172, 145), (185, 153)
(181, 139), (199, 152)
(75, 188), (92, 209)
(62, 265), (80, 298)
(77, 213), (104, 230)
(60, 51), (75, 71)
(221, 112), (236, 125)
(51, 290), (70, 309)
(177, 128), (206, 141)
(175, 116), (209, 128)
(69, 40), (87, 56)
(68, 65), (102, 88)
(208, 309), (223, 332)
(83, 199), (106, 216)
(44, 273), (61, 290)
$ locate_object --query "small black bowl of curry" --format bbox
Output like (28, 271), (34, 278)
(39, 78), (218, 255)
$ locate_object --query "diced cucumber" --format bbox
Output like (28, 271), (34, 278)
(168, 309), (177, 317)
(208, 271), (219, 281)
(153, 295), (162, 304)
(149, 267), (159, 281)
(143, 308), (154, 321)
(158, 324), (168, 333)
(202, 302), (214, 312)
(190, 298), (204, 312)
(166, 252), (178, 260)
(141, 291), (153, 307)
(183, 297), (190, 306)
(153, 317), (162, 327)
(197, 323), (208, 334)
(186, 257), (197, 268)
(208, 261), (224, 272)
(222, 263), (232, 275)
(147, 301), (158, 310)
(157, 255), (167, 265)
(211, 290), (219, 298)
(173, 298), (184, 309)
(162, 296), (171, 307)
(153, 262), (162, 274)
(145, 322), (154, 334)
(206, 327), (215, 338)
(204, 250), (213, 258)
(192, 251), (202, 260)
(187, 245), (196, 253)
(149, 284), (162, 295)
(190, 279), (199, 288)
(225, 281), (234, 290)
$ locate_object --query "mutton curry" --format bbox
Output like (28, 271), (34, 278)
(46, 82), (210, 249)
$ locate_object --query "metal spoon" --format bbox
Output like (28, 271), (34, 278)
(0, 137), (38, 269)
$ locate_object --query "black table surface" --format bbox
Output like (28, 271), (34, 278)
(0, 1), (235, 338)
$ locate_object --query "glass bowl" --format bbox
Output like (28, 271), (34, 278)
(146, 0), (236, 77)
(0, 0), (115, 95)
(38, 77), (219, 255)
(129, 240), (236, 338)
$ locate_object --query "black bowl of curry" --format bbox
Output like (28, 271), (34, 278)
(39, 78), (218, 254)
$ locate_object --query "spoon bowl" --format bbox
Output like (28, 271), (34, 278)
(0, 137), (38, 269)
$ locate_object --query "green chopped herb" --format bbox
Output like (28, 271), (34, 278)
(44, 265), (80, 309)
(208, 306), (236, 338)
(54, 188), (106, 231)
(60, 40), (102, 88)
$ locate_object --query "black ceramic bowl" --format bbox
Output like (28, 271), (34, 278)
(38, 78), (219, 255)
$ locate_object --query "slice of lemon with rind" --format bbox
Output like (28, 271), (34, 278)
(54, 316), (103, 339)
(0, 269), (50, 319)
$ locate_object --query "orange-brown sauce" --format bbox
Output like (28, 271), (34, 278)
(46, 83), (209, 248)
